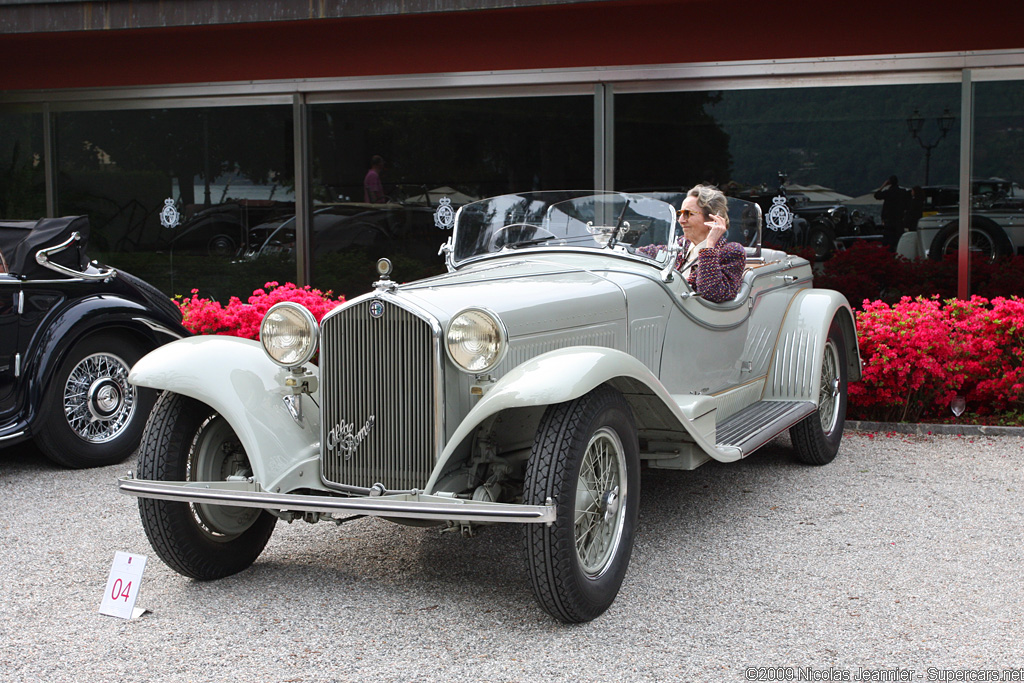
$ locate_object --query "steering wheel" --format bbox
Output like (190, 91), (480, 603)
(489, 223), (557, 251)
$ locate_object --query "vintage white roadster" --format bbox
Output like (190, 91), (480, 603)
(119, 190), (860, 623)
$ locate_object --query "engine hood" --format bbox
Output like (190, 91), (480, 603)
(390, 256), (626, 337)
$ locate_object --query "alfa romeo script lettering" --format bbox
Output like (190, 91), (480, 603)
(326, 416), (376, 459)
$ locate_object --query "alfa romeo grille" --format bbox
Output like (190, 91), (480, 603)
(319, 298), (440, 491)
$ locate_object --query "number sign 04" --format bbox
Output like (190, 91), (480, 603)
(99, 552), (147, 619)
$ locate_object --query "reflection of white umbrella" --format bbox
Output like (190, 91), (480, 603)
(404, 186), (477, 205)
(785, 183), (853, 203)
(843, 192), (883, 206)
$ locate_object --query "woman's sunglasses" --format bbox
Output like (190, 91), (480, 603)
(677, 209), (704, 220)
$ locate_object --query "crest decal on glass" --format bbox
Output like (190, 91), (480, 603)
(434, 197), (455, 230)
(766, 195), (793, 232)
(159, 198), (180, 229)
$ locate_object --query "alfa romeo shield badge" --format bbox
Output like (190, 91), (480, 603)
(159, 198), (180, 229)
(434, 196), (455, 230)
(766, 195), (793, 232)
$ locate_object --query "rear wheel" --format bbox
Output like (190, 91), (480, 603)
(36, 333), (155, 468)
(137, 392), (275, 579)
(928, 220), (1012, 262)
(791, 319), (848, 465)
(523, 385), (639, 623)
(807, 222), (837, 261)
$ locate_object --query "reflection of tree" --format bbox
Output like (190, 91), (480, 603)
(616, 91), (731, 193)
(312, 97), (594, 202)
(974, 82), (1024, 184)
(58, 107), (294, 209)
(0, 114), (46, 218)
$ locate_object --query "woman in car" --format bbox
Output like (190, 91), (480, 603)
(639, 183), (746, 303)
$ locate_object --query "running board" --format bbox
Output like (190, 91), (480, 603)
(716, 400), (817, 456)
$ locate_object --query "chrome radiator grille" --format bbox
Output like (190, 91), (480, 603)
(319, 298), (440, 491)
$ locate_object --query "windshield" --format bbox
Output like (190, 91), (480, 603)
(452, 191), (677, 265)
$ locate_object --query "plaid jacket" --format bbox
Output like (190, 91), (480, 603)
(638, 237), (747, 303)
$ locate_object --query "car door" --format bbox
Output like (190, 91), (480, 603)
(0, 273), (20, 419)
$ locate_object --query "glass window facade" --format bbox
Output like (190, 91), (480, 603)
(54, 105), (294, 301)
(0, 112), (45, 219)
(2, 70), (1022, 304)
(616, 84), (962, 262)
(303, 95), (593, 296)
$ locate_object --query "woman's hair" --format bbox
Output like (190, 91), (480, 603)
(687, 184), (729, 226)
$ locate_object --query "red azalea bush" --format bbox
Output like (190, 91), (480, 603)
(176, 281), (345, 340)
(814, 241), (1024, 306)
(850, 295), (1024, 422)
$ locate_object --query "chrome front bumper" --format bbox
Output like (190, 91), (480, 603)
(118, 476), (556, 525)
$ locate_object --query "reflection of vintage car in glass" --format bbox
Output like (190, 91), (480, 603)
(897, 178), (1024, 262)
(119, 191), (860, 623)
(793, 203), (882, 261)
(0, 217), (189, 467)
(169, 199), (295, 256)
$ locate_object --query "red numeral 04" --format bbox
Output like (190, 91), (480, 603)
(111, 578), (132, 602)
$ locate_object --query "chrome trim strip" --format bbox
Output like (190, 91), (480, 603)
(35, 231), (115, 280)
(118, 478), (556, 524)
(0, 430), (26, 442)
(131, 317), (187, 340)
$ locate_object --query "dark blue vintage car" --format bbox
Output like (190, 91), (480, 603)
(0, 216), (189, 467)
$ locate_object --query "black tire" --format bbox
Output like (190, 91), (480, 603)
(207, 234), (236, 257)
(791, 318), (848, 465)
(137, 392), (275, 580)
(807, 222), (837, 262)
(523, 385), (640, 623)
(36, 333), (156, 468)
(928, 220), (1013, 263)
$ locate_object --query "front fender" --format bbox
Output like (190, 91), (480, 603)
(425, 346), (728, 491)
(129, 336), (321, 493)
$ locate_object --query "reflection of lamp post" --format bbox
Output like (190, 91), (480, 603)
(906, 108), (955, 185)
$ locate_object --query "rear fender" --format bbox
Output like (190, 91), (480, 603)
(129, 336), (321, 494)
(765, 289), (861, 403)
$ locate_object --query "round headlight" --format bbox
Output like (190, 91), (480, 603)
(446, 308), (506, 374)
(261, 302), (319, 367)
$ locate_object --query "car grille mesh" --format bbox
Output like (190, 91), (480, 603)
(319, 299), (438, 491)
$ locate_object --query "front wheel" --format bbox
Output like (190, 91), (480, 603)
(36, 333), (156, 468)
(137, 392), (275, 580)
(790, 318), (848, 465)
(523, 385), (639, 623)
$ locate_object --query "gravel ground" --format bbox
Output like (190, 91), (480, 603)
(2, 430), (1023, 683)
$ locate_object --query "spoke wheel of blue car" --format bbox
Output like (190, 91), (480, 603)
(791, 318), (848, 466)
(523, 385), (639, 623)
(36, 333), (156, 469)
(137, 392), (275, 580)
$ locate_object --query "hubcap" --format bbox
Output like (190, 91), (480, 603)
(187, 415), (261, 539)
(575, 427), (627, 578)
(63, 352), (136, 443)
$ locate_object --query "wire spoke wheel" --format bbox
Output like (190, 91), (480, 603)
(818, 339), (841, 433)
(63, 352), (136, 443)
(524, 385), (639, 623)
(574, 427), (626, 577)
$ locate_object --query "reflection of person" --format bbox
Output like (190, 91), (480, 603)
(363, 155), (386, 203)
(906, 185), (925, 231)
(638, 184), (747, 303)
(874, 175), (911, 249)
